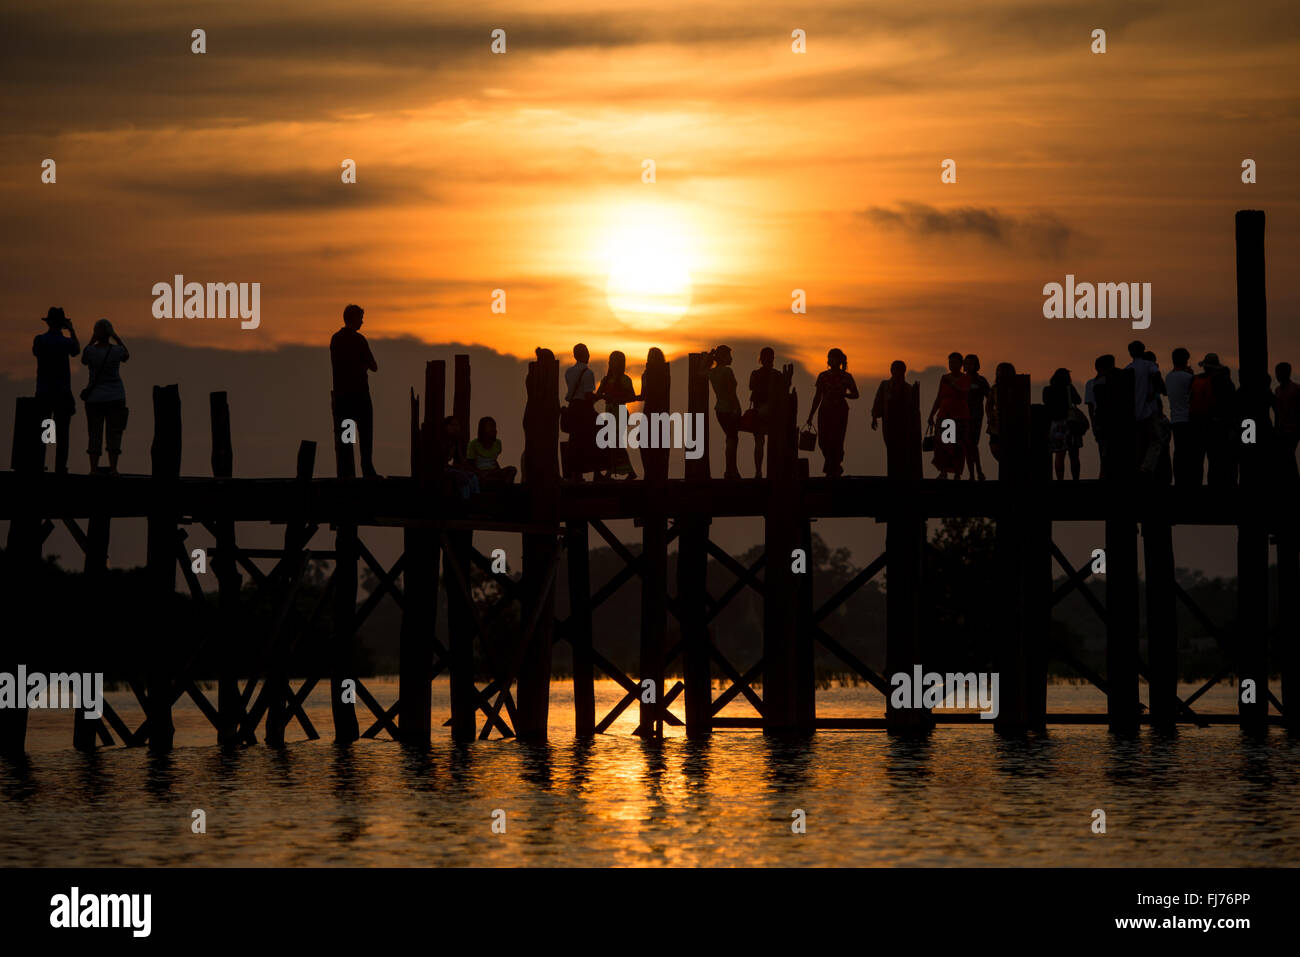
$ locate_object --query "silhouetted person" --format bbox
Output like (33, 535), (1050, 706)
(1084, 354), (1115, 477)
(1126, 340), (1165, 477)
(594, 350), (637, 480)
(467, 416), (517, 486)
(707, 345), (742, 480)
(1139, 349), (1172, 482)
(871, 360), (909, 443)
(1275, 361), (1300, 482)
(33, 306), (79, 474)
(927, 351), (969, 479)
(986, 361), (1016, 463)
(441, 416), (480, 500)
(807, 348), (858, 478)
(963, 354), (990, 481)
(638, 348), (670, 482)
(330, 304), (379, 478)
(564, 343), (597, 481)
(1191, 353), (1236, 486)
(81, 319), (129, 475)
(1043, 368), (1083, 480)
(1167, 348), (1196, 485)
(748, 347), (782, 478)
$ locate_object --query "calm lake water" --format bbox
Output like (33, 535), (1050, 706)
(2, 679), (1296, 867)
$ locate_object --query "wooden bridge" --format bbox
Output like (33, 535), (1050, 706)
(0, 210), (1292, 753)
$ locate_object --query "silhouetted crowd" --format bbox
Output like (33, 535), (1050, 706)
(33, 301), (1297, 488)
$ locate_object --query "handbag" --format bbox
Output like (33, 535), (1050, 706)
(738, 406), (757, 433)
(797, 425), (817, 452)
(1066, 405), (1090, 437)
(80, 343), (113, 402)
(922, 422), (936, 452)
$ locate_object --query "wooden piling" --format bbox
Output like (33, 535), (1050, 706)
(209, 391), (243, 744)
(994, 374), (1031, 734)
(265, 440), (316, 747)
(1, 398), (45, 754)
(681, 353), (713, 737)
(1278, 525), (1299, 734)
(1235, 210), (1270, 734)
(516, 350), (560, 741)
(1143, 514), (1178, 732)
(145, 384), (183, 751)
(637, 357), (670, 736)
(1100, 368), (1141, 735)
(73, 512), (111, 751)
(330, 389), (361, 743)
(567, 518), (595, 736)
(763, 365), (807, 732)
(433, 359), (477, 744)
(1025, 402), (1051, 731)
(884, 379), (929, 733)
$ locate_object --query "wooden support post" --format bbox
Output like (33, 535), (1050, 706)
(1278, 525), (1299, 734)
(994, 375), (1031, 733)
(210, 391), (243, 745)
(567, 519), (595, 736)
(265, 440), (316, 746)
(73, 513), (112, 751)
(1, 398), (45, 754)
(516, 350), (560, 740)
(1100, 368), (1141, 734)
(399, 521), (439, 746)
(145, 384), (183, 751)
(1018, 400), (1052, 732)
(445, 358), (475, 741)
(763, 365), (805, 732)
(10, 395), (44, 475)
(330, 385), (361, 741)
(796, 515), (816, 730)
(680, 354), (713, 736)
(1144, 514), (1178, 732)
(639, 506), (668, 737)
(637, 356), (670, 736)
(1235, 209), (1270, 734)
(400, 373), (443, 746)
(420, 360), (470, 743)
(884, 380), (929, 733)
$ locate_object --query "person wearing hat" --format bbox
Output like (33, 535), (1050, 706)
(32, 307), (80, 474)
(1190, 352), (1237, 487)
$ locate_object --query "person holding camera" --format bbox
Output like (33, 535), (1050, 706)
(32, 307), (80, 474)
(81, 318), (130, 475)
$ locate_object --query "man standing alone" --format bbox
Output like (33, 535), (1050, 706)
(330, 304), (380, 478)
(33, 307), (80, 474)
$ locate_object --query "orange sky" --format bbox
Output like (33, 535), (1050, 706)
(3, 0), (1298, 380)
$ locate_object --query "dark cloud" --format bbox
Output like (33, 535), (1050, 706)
(114, 169), (438, 212)
(860, 202), (1078, 258)
(0, 0), (1191, 132)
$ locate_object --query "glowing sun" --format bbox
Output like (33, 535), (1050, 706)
(602, 208), (694, 331)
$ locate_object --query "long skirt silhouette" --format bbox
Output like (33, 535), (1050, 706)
(818, 402), (849, 476)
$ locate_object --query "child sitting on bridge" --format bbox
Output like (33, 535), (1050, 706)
(467, 416), (517, 486)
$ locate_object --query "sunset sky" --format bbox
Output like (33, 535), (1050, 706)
(2, 0), (1298, 381)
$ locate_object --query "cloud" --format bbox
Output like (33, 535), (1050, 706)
(114, 169), (438, 213)
(859, 202), (1079, 258)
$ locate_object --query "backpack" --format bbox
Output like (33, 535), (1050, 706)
(1189, 375), (1214, 416)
